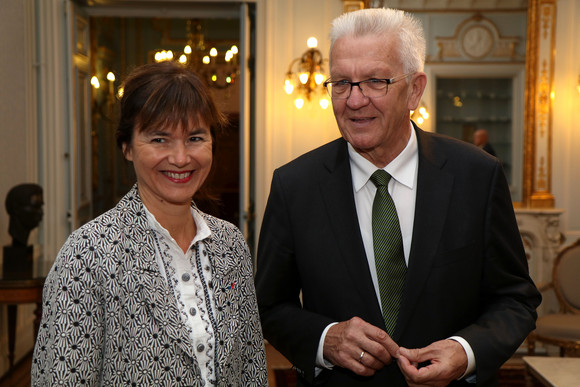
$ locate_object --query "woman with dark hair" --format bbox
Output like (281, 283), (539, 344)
(32, 61), (267, 386)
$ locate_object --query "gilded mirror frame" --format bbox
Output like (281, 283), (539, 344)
(522, 0), (556, 208)
(343, 0), (556, 209)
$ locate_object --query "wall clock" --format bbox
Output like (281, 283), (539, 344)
(462, 25), (494, 59)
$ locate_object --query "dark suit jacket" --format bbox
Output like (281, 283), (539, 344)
(255, 126), (541, 386)
(482, 142), (497, 157)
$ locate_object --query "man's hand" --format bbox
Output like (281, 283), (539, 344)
(397, 339), (468, 387)
(323, 316), (400, 376)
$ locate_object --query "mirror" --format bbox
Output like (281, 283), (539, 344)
(346, 0), (555, 208)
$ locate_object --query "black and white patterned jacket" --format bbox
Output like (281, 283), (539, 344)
(32, 185), (268, 386)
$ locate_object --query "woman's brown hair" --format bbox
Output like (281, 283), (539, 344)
(116, 61), (228, 153)
(116, 61), (228, 207)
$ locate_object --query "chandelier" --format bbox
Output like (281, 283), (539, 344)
(411, 101), (430, 125)
(284, 37), (329, 109)
(154, 20), (239, 89)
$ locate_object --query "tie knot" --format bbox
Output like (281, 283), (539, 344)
(370, 169), (391, 188)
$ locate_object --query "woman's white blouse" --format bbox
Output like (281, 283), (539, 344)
(146, 207), (217, 385)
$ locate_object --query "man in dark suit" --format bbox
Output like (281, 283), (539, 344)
(255, 8), (541, 386)
(473, 129), (497, 157)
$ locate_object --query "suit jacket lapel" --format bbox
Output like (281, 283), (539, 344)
(120, 187), (197, 360)
(395, 128), (454, 339)
(138, 266), (197, 359)
(320, 140), (382, 317)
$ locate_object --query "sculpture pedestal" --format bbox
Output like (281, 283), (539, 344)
(0, 278), (44, 369)
(515, 208), (564, 316)
(2, 245), (33, 280)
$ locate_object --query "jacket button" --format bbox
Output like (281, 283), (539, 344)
(197, 343), (205, 352)
(181, 273), (191, 282)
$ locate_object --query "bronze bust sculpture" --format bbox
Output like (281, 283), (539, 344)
(6, 184), (44, 247)
(3, 183), (43, 279)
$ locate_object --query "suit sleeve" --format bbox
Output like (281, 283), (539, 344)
(456, 161), (541, 385)
(255, 169), (334, 383)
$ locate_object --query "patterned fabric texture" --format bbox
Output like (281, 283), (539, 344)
(32, 185), (267, 386)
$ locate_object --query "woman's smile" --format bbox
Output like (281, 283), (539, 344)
(163, 170), (194, 182)
(123, 122), (213, 210)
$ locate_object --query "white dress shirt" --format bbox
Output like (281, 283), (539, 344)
(146, 207), (217, 385)
(316, 124), (475, 380)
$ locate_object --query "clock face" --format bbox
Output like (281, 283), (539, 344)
(462, 26), (494, 59)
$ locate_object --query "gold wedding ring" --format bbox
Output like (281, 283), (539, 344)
(358, 351), (365, 363)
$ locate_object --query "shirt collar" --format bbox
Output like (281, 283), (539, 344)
(349, 122), (418, 192)
(144, 205), (212, 246)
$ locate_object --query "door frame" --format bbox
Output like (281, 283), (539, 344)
(36, 0), (262, 267)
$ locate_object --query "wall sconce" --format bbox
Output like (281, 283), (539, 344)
(91, 71), (118, 104)
(284, 37), (330, 109)
(411, 102), (430, 125)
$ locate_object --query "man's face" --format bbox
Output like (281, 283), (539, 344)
(329, 34), (424, 165)
(473, 131), (487, 146)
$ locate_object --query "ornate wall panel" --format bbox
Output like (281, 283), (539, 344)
(524, 0), (556, 208)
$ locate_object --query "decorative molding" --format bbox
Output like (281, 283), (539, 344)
(515, 208), (564, 315)
(74, 13), (89, 57)
(25, 0), (38, 184)
(372, 0), (527, 11)
(432, 14), (522, 63)
(37, 0), (74, 267)
(523, 0), (556, 208)
(342, 0), (365, 13)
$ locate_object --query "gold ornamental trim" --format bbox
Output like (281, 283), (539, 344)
(524, 0), (556, 208)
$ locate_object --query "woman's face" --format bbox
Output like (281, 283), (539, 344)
(123, 120), (213, 212)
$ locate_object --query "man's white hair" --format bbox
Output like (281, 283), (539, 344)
(329, 8), (426, 74)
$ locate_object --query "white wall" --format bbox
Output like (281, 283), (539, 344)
(0, 1), (37, 257)
(0, 0), (38, 375)
(255, 0), (344, 242)
(552, 0), (580, 242)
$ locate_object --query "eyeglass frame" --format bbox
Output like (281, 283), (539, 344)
(323, 72), (415, 99)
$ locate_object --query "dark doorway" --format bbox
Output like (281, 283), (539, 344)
(89, 16), (242, 225)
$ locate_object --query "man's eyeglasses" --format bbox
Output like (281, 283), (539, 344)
(323, 72), (415, 99)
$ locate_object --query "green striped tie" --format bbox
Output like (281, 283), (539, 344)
(370, 169), (406, 336)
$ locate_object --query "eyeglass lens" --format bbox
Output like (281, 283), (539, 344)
(327, 80), (389, 99)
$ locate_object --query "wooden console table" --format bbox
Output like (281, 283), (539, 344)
(0, 278), (44, 369)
